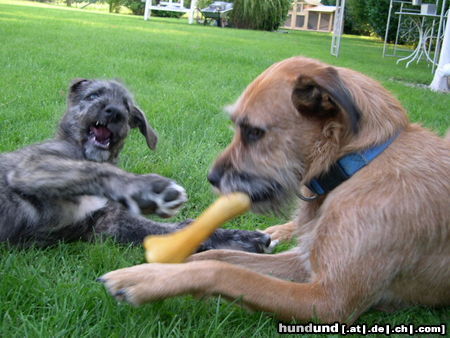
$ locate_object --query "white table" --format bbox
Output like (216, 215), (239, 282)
(395, 12), (442, 68)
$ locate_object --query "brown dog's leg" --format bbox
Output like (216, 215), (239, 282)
(188, 249), (309, 281)
(263, 221), (296, 241)
(100, 260), (347, 322)
(207, 262), (330, 321)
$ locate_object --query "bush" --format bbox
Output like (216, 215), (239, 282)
(151, 10), (185, 18)
(230, 0), (291, 31)
(123, 0), (145, 15)
(346, 0), (397, 41)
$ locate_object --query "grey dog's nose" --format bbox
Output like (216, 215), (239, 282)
(104, 105), (123, 122)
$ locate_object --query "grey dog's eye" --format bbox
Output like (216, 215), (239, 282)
(85, 93), (100, 101)
(123, 99), (130, 112)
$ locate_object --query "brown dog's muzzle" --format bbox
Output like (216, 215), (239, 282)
(207, 166), (224, 189)
(207, 163), (288, 216)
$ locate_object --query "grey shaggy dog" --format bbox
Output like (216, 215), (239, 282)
(0, 79), (272, 252)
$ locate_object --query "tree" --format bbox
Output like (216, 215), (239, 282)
(346, 0), (370, 35)
(365, 0), (392, 39)
(107, 0), (123, 13)
(230, 0), (291, 31)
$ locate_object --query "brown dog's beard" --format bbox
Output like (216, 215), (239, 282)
(217, 169), (299, 215)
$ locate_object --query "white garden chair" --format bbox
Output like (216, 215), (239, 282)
(144, 0), (199, 24)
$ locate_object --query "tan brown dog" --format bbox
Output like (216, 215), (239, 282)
(100, 57), (450, 323)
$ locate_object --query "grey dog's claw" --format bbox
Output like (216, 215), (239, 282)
(265, 239), (279, 253)
(124, 197), (141, 216)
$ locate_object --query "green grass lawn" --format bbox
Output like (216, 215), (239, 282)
(0, 1), (449, 336)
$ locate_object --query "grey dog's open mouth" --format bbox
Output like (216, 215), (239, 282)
(88, 121), (112, 149)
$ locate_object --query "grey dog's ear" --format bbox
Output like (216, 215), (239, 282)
(291, 67), (361, 134)
(129, 106), (158, 150)
(69, 78), (91, 101)
(70, 78), (90, 89)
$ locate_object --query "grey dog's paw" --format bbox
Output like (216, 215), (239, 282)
(199, 228), (277, 253)
(129, 175), (187, 218)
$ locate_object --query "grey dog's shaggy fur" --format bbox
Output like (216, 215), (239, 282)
(0, 79), (271, 252)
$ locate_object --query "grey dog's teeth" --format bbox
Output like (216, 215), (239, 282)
(96, 121), (100, 126)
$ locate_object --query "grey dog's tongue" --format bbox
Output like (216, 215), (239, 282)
(91, 126), (112, 142)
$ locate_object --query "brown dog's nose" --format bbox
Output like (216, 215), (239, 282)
(207, 168), (222, 188)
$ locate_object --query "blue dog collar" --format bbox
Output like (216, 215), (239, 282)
(306, 132), (400, 196)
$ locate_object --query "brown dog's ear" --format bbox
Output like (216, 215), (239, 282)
(292, 67), (361, 134)
(129, 106), (158, 150)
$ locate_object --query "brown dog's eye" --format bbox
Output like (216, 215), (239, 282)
(242, 125), (265, 144)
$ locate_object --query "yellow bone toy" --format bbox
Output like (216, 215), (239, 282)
(144, 192), (251, 263)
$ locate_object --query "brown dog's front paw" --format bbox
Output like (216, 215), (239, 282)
(98, 264), (150, 306)
(98, 262), (215, 305)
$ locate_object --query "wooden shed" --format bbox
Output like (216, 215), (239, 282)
(283, 0), (337, 32)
